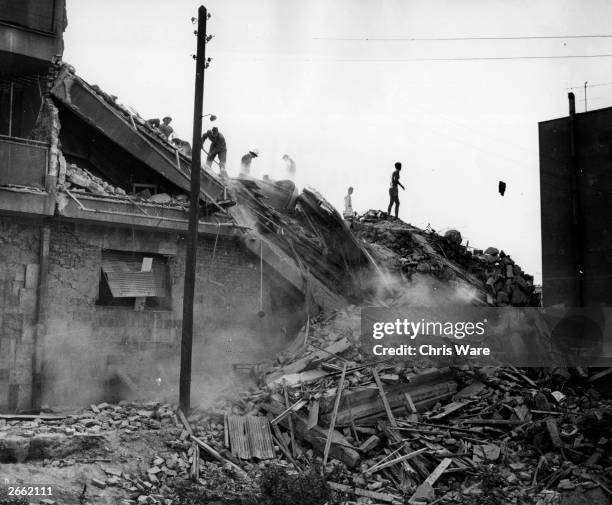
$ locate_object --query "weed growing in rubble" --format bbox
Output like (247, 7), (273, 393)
(168, 466), (335, 505)
(258, 465), (335, 505)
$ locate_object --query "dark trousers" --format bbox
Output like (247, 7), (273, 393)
(206, 148), (227, 174)
(388, 187), (399, 217)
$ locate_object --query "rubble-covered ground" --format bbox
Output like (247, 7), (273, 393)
(2, 214), (612, 505)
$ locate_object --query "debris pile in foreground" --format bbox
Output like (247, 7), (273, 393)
(3, 308), (612, 504)
(2, 216), (610, 505)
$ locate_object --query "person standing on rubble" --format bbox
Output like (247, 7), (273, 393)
(343, 186), (354, 219)
(239, 149), (259, 177)
(201, 126), (227, 177)
(282, 154), (296, 180)
(159, 116), (173, 140)
(387, 162), (405, 219)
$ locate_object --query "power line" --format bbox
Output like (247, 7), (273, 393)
(244, 54), (612, 62)
(314, 34), (612, 42)
(568, 81), (612, 90)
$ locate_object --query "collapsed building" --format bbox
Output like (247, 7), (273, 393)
(0, 1), (381, 413)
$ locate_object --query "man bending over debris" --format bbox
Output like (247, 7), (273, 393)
(202, 126), (227, 177)
(387, 161), (405, 219)
(240, 148), (259, 177)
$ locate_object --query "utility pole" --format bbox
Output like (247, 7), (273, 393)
(180, 5), (209, 412)
(584, 81), (588, 112)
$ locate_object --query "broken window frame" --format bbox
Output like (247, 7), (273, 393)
(96, 249), (172, 311)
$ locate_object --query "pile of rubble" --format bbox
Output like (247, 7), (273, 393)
(353, 210), (540, 307)
(6, 307), (612, 505)
(63, 164), (189, 206)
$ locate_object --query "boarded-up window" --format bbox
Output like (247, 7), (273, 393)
(97, 250), (171, 309)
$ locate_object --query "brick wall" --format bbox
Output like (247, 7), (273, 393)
(0, 218), (40, 412)
(36, 221), (300, 407)
(0, 217), (304, 410)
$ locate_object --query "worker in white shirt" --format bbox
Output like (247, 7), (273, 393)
(343, 186), (354, 219)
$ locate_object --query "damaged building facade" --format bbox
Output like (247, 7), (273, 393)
(0, 2), (309, 412)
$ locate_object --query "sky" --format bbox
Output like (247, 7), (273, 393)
(63, 0), (612, 283)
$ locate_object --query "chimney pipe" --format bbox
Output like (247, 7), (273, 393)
(568, 92), (576, 116)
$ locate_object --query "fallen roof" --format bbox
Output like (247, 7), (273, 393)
(50, 65), (227, 207)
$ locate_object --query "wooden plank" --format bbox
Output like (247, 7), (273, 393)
(262, 400), (360, 468)
(324, 381), (457, 426)
(270, 398), (308, 425)
(365, 448), (428, 474)
(429, 401), (471, 420)
(191, 434), (247, 478)
(268, 413), (303, 470)
(283, 382), (297, 458)
(409, 457), (452, 503)
(307, 400), (320, 429)
(323, 362), (347, 468)
(327, 481), (401, 503)
(319, 367), (454, 413)
(332, 388), (456, 427)
(588, 367), (612, 383)
(373, 368), (397, 427)
(266, 337), (351, 383)
(177, 409), (193, 436)
(190, 442), (200, 482)
(0, 413), (66, 421)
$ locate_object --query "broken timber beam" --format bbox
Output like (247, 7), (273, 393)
(373, 367), (397, 427)
(327, 482), (401, 504)
(262, 400), (360, 468)
(323, 362), (347, 468)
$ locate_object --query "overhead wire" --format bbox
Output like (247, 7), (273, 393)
(314, 34), (612, 42)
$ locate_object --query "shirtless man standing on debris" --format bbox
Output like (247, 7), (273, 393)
(201, 126), (227, 177)
(387, 162), (405, 219)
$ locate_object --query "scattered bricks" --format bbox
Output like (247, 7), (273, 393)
(91, 478), (107, 489)
(103, 466), (123, 477)
(358, 435), (382, 454)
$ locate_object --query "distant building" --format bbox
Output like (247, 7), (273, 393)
(539, 94), (612, 307)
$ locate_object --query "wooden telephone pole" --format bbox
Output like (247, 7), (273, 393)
(180, 5), (208, 412)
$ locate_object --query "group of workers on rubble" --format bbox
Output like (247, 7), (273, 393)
(148, 117), (295, 183)
(149, 116), (405, 221)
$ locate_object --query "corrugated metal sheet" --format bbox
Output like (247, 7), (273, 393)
(101, 251), (167, 298)
(227, 415), (275, 460)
